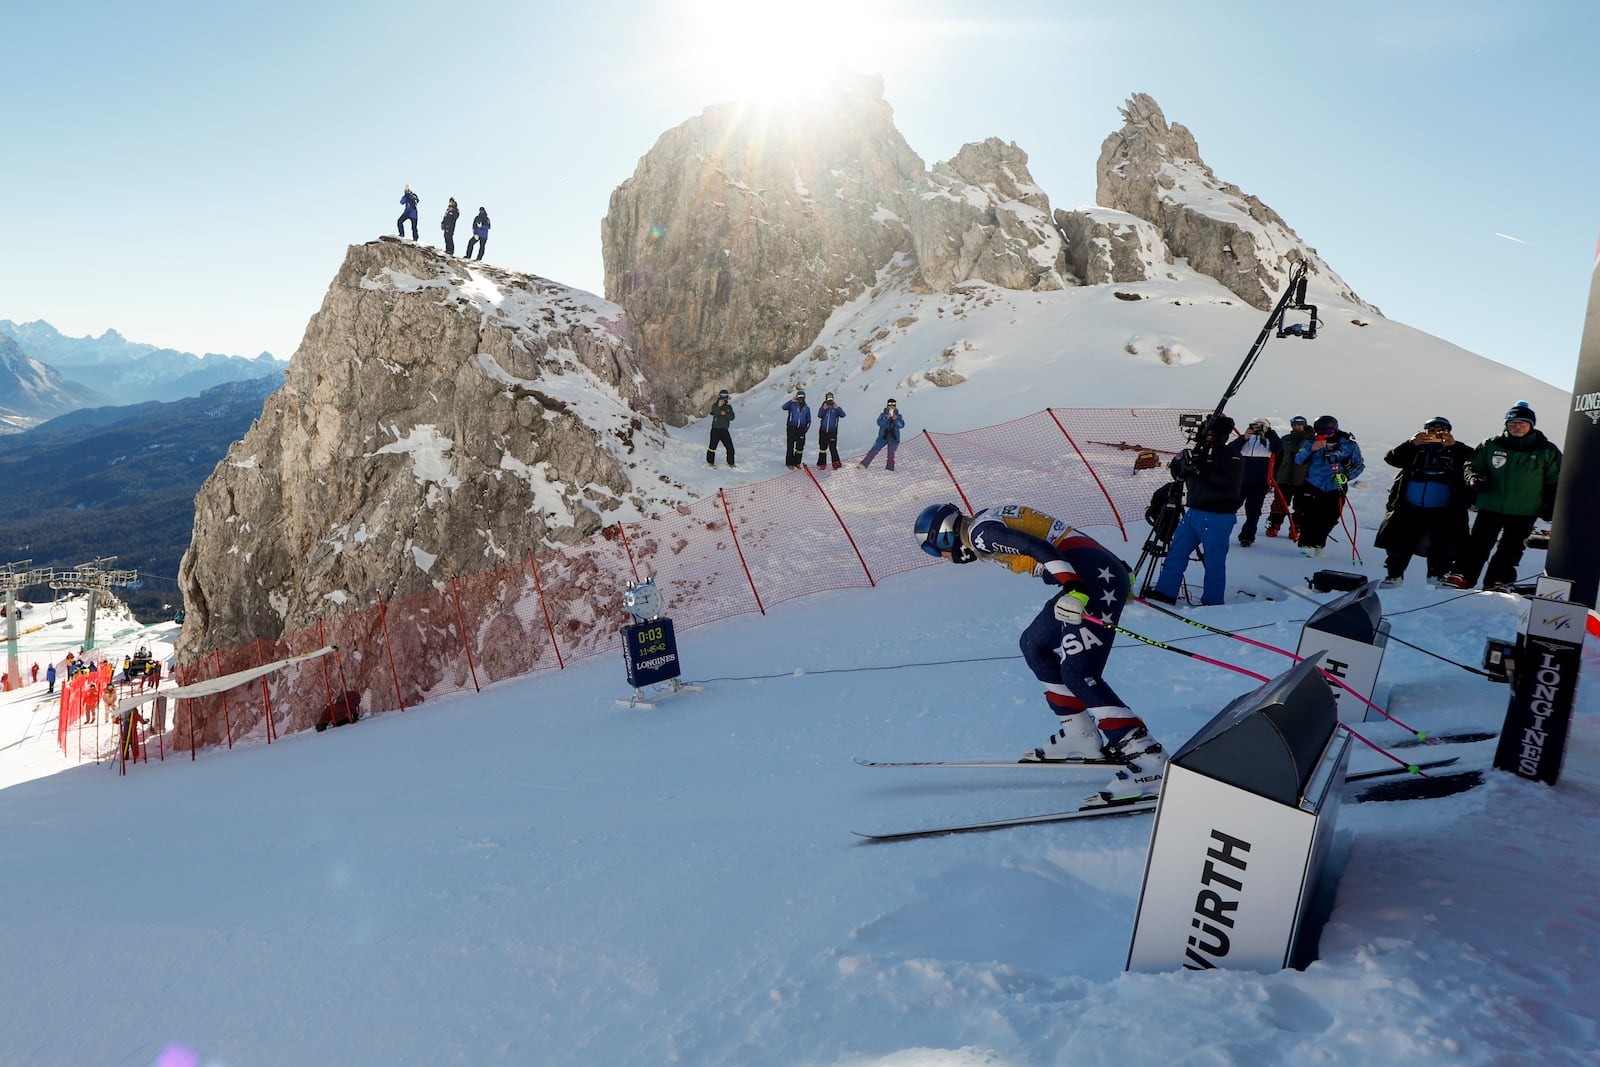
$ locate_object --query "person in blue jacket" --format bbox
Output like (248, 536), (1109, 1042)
(815, 392), (846, 469)
(1293, 414), (1365, 557)
(860, 399), (905, 470)
(781, 390), (811, 468)
(465, 207), (490, 261)
(397, 185), (420, 240)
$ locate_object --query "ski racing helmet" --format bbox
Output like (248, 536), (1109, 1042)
(914, 503), (973, 562)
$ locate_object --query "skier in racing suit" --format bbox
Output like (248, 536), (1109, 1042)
(913, 502), (1167, 805)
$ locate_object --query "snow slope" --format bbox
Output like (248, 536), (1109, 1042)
(0, 260), (1592, 1066)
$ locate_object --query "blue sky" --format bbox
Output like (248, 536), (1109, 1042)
(4, 0), (1595, 390)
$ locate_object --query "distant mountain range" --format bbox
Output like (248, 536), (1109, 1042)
(0, 375), (284, 621)
(0, 319), (286, 430)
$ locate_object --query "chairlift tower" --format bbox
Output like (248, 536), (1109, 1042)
(0, 560), (53, 683)
(50, 557), (138, 653)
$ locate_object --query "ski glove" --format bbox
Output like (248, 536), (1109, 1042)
(1053, 590), (1090, 626)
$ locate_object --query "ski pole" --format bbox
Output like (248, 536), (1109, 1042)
(1084, 611), (1431, 777)
(1133, 596), (1428, 740)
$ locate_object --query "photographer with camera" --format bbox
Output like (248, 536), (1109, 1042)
(1374, 416), (1475, 587)
(1293, 415), (1365, 558)
(1146, 414), (1245, 607)
(913, 502), (1165, 806)
(1234, 418), (1283, 547)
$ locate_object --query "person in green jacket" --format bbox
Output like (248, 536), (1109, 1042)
(1442, 402), (1562, 590)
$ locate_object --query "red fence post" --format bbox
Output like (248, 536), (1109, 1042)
(529, 550), (565, 669)
(803, 466), (875, 586)
(614, 523), (641, 584)
(450, 578), (481, 692)
(375, 594), (406, 712)
(256, 638), (274, 743)
(215, 652), (234, 749)
(1046, 407), (1128, 540)
(720, 488), (765, 615)
(920, 431), (974, 513)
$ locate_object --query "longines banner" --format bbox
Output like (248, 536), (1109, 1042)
(1546, 235), (1600, 608)
(1493, 596), (1586, 785)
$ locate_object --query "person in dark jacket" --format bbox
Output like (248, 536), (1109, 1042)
(1267, 415), (1314, 538)
(1443, 402), (1562, 590)
(1293, 414), (1365, 557)
(465, 207), (490, 261)
(1146, 414), (1246, 606)
(781, 390), (811, 468)
(860, 399), (905, 470)
(1374, 416), (1476, 587)
(815, 392), (846, 469)
(1233, 418), (1282, 546)
(441, 198), (460, 255)
(397, 185), (420, 239)
(706, 389), (736, 468)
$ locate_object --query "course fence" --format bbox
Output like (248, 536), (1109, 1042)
(96, 407), (1204, 763)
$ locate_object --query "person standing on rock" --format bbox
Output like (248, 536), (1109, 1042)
(441, 198), (459, 255)
(782, 390), (811, 469)
(707, 389), (736, 468)
(397, 185), (420, 240)
(466, 207), (490, 261)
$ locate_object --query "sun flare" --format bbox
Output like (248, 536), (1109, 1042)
(673, 0), (914, 104)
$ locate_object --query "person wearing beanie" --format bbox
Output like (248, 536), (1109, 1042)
(1292, 414), (1365, 557)
(781, 390), (812, 469)
(1374, 416), (1476, 587)
(440, 197), (459, 255)
(1267, 416), (1314, 538)
(1442, 401), (1562, 590)
(815, 391), (847, 469)
(1146, 413), (1245, 606)
(707, 388), (736, 468)
(860, 399), (905, 470)
(397, 184), (420, 240)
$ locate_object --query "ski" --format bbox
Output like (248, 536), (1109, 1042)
(854, 755), (1125, 769)
(854, 758), (1462, 842)
(853, 798), (1158, 842)
(1347, 756), (1458, 781)
(1352, 769), (1485, 804)
(1386, 730), (1495, 750)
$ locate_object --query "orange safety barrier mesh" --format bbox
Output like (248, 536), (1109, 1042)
(114, 408), (1202, 768)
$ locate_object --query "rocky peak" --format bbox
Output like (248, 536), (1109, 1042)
(602, 73), (925, 425)
(906, 137), (1071, 292)
(176, 238), (665, 657)
(1094, 92), (1373, 311)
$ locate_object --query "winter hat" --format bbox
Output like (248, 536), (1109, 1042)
(1290, 415), (1308, 425)
(824, 392), (834, 401)
(1205, 414), (1235, 438)
(1423, 416), (1452, 431)
(1313, 415), (1339, 434)
(718, 389), (729, 398)
(886, 398), (897, 406)
(795, 390), (806, 399)
(1505, 402), (1536, 427)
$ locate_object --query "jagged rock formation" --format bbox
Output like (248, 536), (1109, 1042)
(1094, 93), (1373, 311)
(1054, 206), (1172, 285)
(602, 74), (925, 425)
(176, 238), (663, 657)
(0, 332), (100, 432)
(905, 138), (1071, 292)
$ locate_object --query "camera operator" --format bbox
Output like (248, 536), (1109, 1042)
(1293, 415), (1365, 558)
(1146, 414), (1245, 606)
(1374, 416), (1474, 587)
